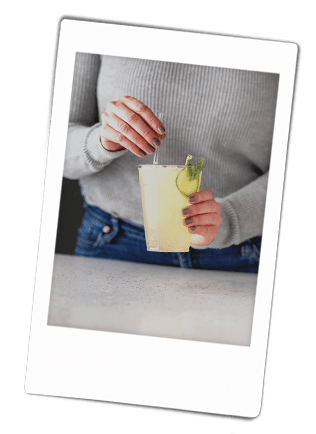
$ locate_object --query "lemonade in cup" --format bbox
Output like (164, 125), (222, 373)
(138, 155), (204, 252)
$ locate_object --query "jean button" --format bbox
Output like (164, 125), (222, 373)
(102, 225), (110, 233)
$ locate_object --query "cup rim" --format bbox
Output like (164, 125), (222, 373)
(137, 164), (187, 168)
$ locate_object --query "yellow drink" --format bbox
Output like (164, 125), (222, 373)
(138, 165), (200, 252)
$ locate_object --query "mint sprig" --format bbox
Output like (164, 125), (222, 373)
(185, 155), (204, 181)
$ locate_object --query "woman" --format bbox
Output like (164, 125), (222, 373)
(64, 53), (279, 272)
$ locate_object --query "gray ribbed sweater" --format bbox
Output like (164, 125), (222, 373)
(64, 53), (279, 249)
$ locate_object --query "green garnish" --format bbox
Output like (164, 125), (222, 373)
(176, 154), (204, 197)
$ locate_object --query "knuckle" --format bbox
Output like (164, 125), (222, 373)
(206, 215), (214, 225)
(143, 129), (152, 138)
(118, 122), (130, 134)
(202, 225), (210, 234)
(102, 137), (110, 145)
(135, 103), (147, 113)
(101, 112), (108, 125)
(128, 142), (138, 153)
(201, 189), (212, 200)
(207, 201), (214, 212)
(135, 135), (146, 146)
(106, 100), (116, 111)
(101, 126), (109, 138)
(126, 111), (138, 123)
(195, 203), (203, 214)
(193, 215), (202, 225)
(115, 132), (124, 143)
(100, 136), (110, 147)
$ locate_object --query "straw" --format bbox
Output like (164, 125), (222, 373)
(153, 112), (164, 165)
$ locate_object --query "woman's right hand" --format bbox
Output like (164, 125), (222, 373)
(100, 96), (166, 157)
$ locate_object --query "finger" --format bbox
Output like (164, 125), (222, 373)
(105, 101), (163, 149)
(190, 225), (219, 246)
(188, 224), (219, 238)
(101, 124), (147, 157)
(182, 200), (220, 218)
(138, 116), (166, 140)
(105, 111), (157, 154)
(119, 96), (166, 135)
(188, 189), (213, 204)
(100, 137), (125, 152)
(183, 212), (222, 227)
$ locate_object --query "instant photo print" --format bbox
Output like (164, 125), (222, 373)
(25, 19), (297, 417)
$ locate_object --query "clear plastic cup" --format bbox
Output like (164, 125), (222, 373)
(138, 164), (200, 252)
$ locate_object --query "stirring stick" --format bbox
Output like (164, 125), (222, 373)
(153, 112), (164, 165)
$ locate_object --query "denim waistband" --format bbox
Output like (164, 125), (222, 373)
(84, 203), (145, 233)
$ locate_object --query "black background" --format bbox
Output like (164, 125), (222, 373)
(54, 178), (84, 255)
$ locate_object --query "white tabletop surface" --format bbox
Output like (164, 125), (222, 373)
(48, 254), (257, 346)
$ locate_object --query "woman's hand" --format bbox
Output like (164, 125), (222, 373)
(100, 96), (166, 157)
(182, 190), (222, 246)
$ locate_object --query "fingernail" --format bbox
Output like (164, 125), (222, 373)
(152, 138), (161, 147)
(189, 195), (196, 202)
(182, 208), (190, 215)
(158, 125), (165, 133)
(140, 150), (146, 157)
(146, 144), (155, 153)
(185, 218), (193, 224)
(190, 226), (196, 230)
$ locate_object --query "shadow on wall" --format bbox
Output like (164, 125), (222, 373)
(55, 178), (84, 255)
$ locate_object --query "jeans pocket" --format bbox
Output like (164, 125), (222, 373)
(77, 212), (119, 248)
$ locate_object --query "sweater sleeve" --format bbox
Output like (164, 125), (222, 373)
(63, 52), (127, 180)
(191, 171), (269, 249)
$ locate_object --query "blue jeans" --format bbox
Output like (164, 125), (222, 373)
(74, 203), (261, 273)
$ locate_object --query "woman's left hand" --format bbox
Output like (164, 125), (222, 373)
(182, 190), (222, 246)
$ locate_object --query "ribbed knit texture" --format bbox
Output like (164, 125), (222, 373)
(64, 53), (279, 249)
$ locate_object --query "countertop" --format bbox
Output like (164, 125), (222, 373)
(47, 254), (257, 346)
